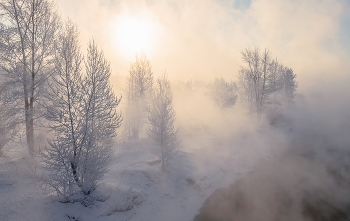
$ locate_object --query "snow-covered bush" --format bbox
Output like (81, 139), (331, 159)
(102, 187), (145, 216)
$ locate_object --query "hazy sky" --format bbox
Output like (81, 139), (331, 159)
(57, 0), (350, 94)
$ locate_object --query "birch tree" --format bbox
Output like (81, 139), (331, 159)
(40, 21), (84, 198)
(147, 73), (179, 172)
(207, 77), (238, 114)
(266, 59), (284, 110)
(0, 82), (20, 154)
(40, 26), (121, 199)
(79, 39), (122, 194)
(124, 52), (153, 139)
(239, 47), (271, 118)
(0, 0), (61, 156)
(238, 47), (297, 117)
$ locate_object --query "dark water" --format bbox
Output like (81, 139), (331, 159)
(194, 149), (350, 221)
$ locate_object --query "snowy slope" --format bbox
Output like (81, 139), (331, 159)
(0, 122), (284, 221)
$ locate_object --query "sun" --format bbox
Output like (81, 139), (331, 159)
(112, 15), (158, 57)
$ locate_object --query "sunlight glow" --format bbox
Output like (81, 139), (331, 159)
(112, 15), (158, 57)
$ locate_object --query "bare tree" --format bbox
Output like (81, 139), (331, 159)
(124, 52), (153, 139)
(79, 39), (122, 194)
(40, 25), (121, 199)
(266, 59), (284, 111)
(40, 21), (84, 198)
(147, 73), (179, 172)
(0, 0), (61, 156)
(266, 60), (297, 111)
(238, 47), (297, 117)
(207, 77), (238, 115)
(0, 81), (20, 154)
(239, 47), (271, 119)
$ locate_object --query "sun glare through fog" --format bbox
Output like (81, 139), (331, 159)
(111, 15), (159, 58)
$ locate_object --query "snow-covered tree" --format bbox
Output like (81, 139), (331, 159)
(147, 73), (179, 172)
(40, 21), (84, 198)
(40, 23), (121, 199)
(124, 52), (153, 139)
(282, 67), (297, 105)
(238, 47), (297, 118)
(79, 39), (122, 194)
(207, 77), (238, 114)
(239, 47), (271, 119)
(265, 60), (297, 111)
(0, 82), (20, 154)
(266, 59), (284, 110)
(0, 0), (61, 156)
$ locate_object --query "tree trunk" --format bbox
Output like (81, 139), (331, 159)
(25, 100), (34, 156)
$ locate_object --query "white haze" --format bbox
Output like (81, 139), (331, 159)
(1, 0), (350, 220)
(47, 0), (350, 218)
(57, 0), (350, 92)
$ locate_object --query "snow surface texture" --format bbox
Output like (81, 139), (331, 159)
(0, 122), (283, 221)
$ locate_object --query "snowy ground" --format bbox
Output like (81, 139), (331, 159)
(0, 122), (286, 221)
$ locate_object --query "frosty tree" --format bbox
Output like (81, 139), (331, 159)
(147, 73), (179, 172)
(282, 68), (297, 105)
(0, 0), (61, 156)
(78, 39), (122, 194)
(266, 59), (284, 110)
(238, 47), (271, 118)
(0, 82), (20, 154)
(124, 52), (153, 139)
(238, 47), (297, 118)
(265, 59), (297, 110)
(40, 22), (121, 199)
(207, 77), (238, 114)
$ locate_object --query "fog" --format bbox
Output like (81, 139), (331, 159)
(1, 0), (350, 220)
(53, 0), (350, 219)
(57, 0), (350, 89)
(192, 85), (350, 220)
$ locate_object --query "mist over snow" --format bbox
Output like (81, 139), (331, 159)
(0, 0), (350, 221)
(194, 77), (350, 221)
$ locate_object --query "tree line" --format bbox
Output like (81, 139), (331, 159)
(207, 47), (297, 119)
(0, 0), (179, 200)
(0, 0), (296, 201)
